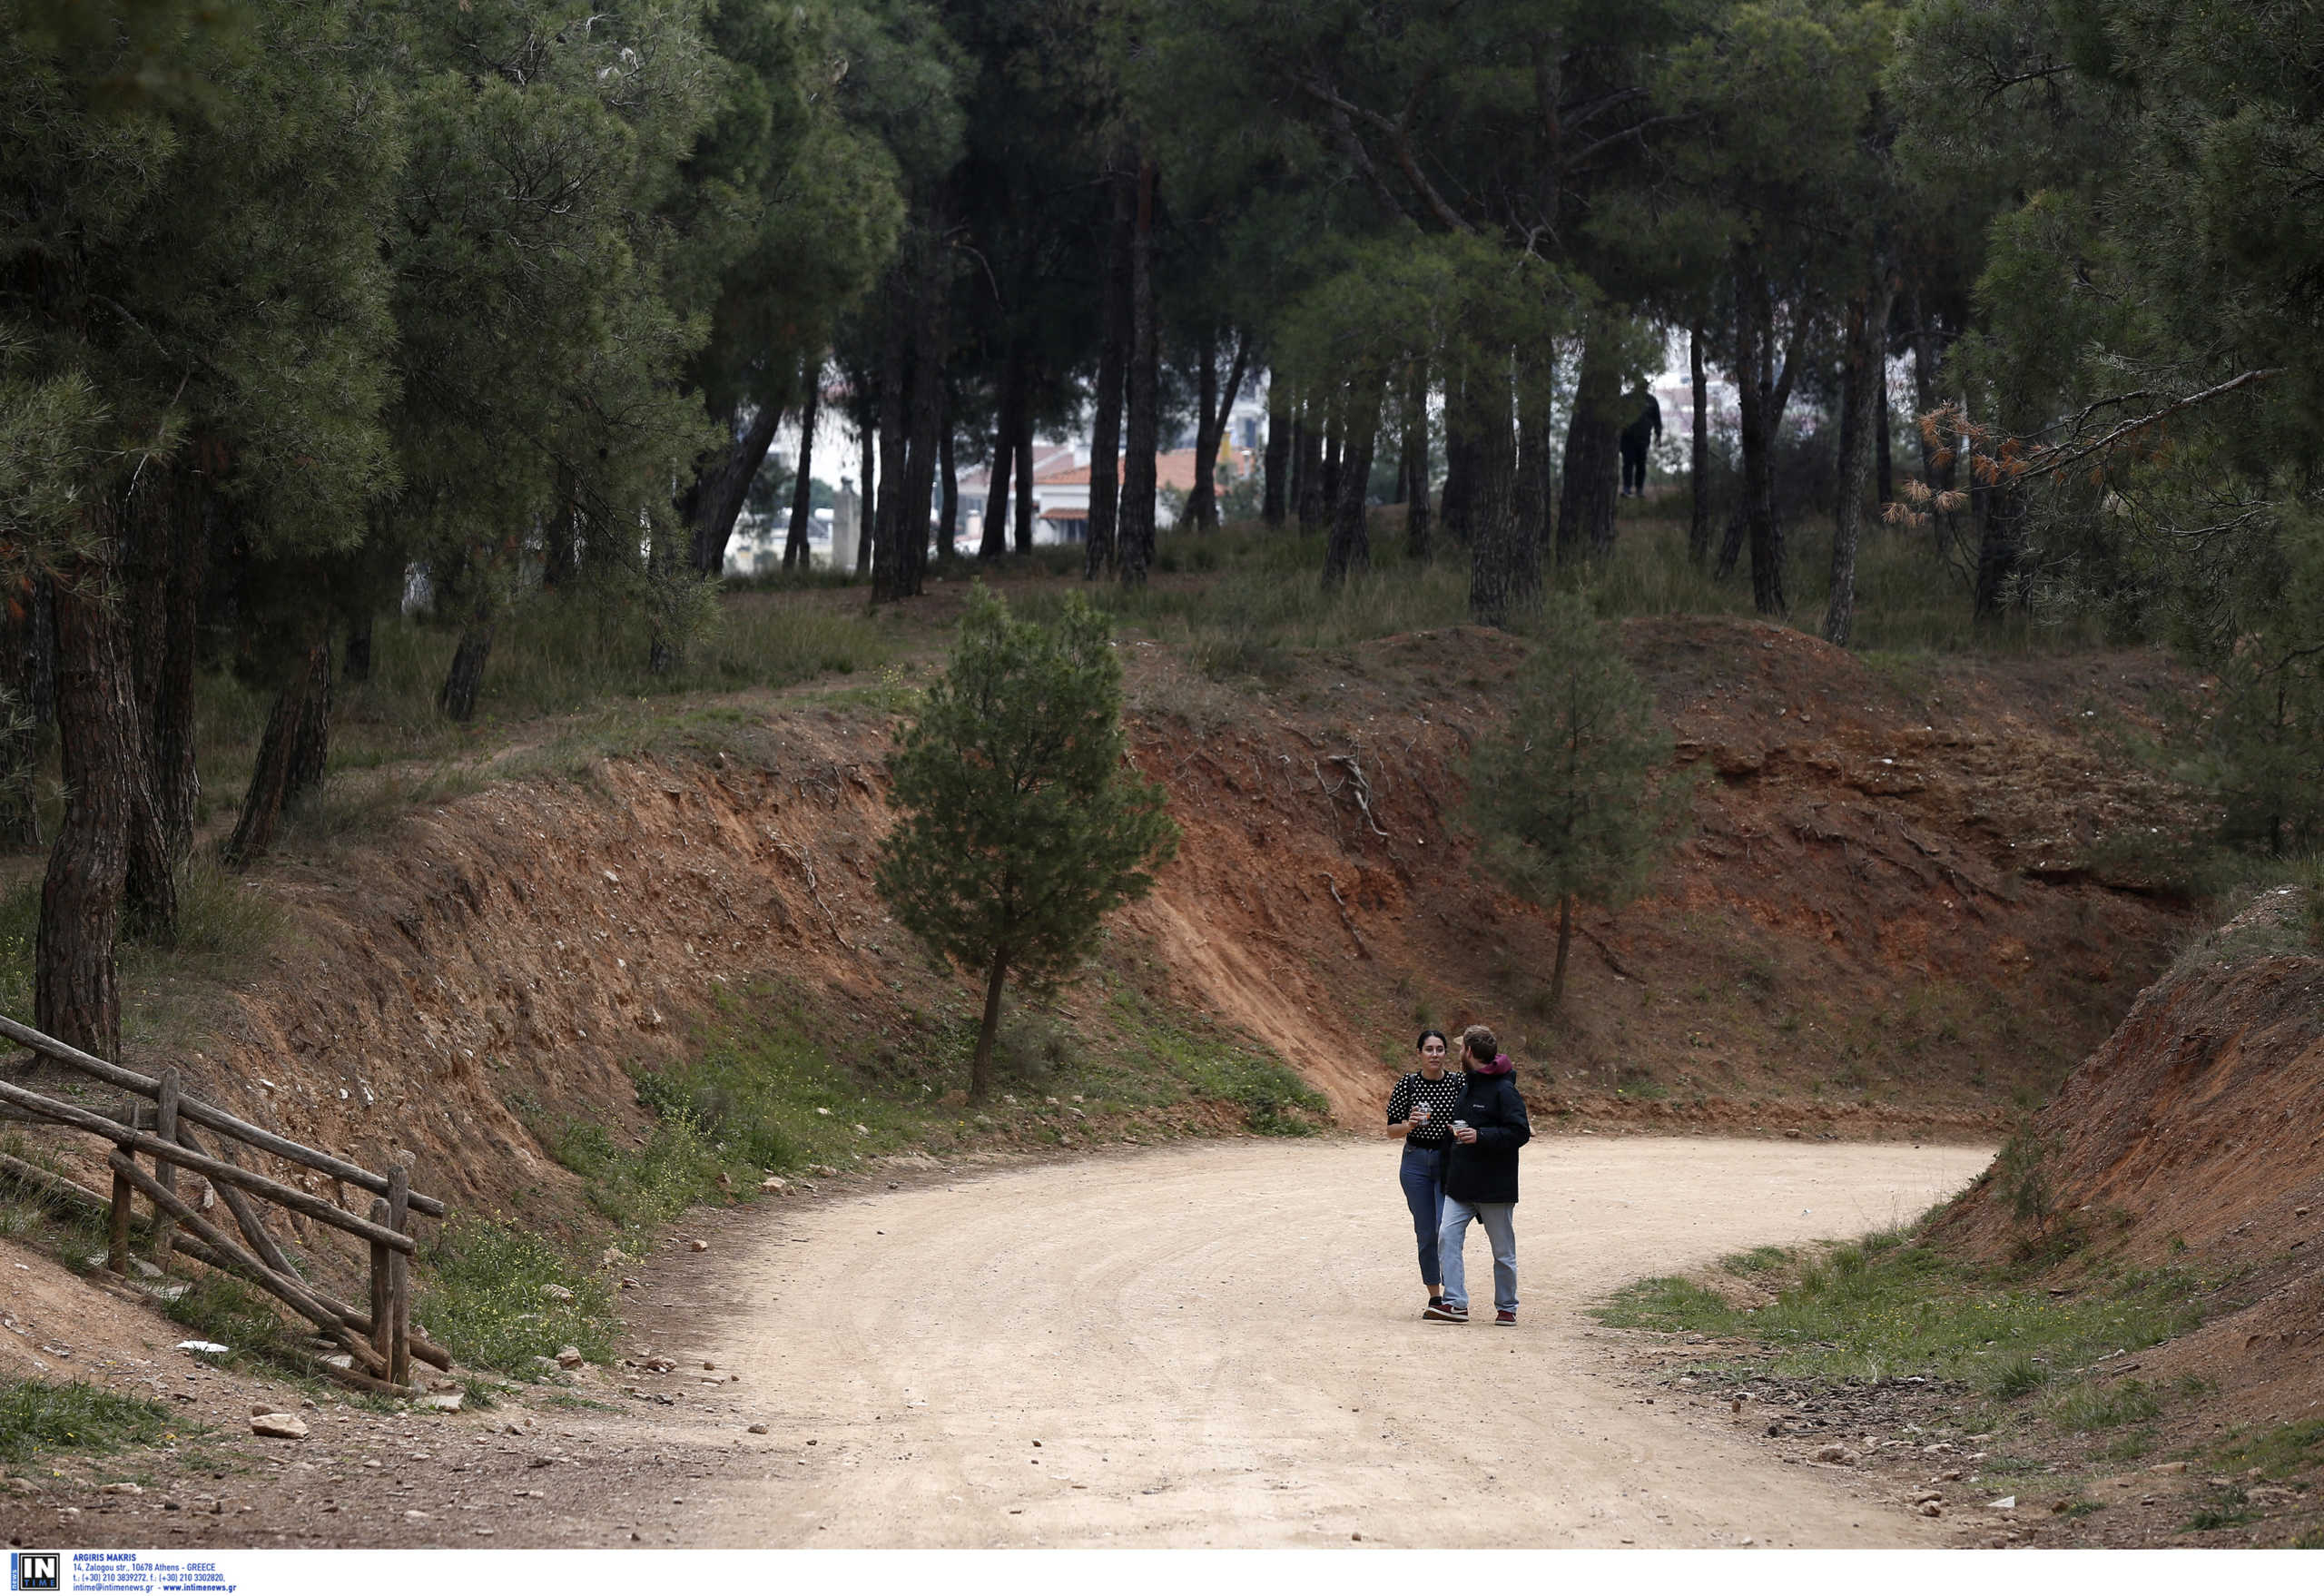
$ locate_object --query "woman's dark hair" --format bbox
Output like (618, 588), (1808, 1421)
(1462, 1024), (1498, 1063)
(1415, 1029), (1449, 1051)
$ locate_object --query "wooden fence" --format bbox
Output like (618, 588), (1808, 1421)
(0, 1014), (448, 1395)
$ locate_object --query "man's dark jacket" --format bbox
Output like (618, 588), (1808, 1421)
(1443, 1068), (1531, 1205)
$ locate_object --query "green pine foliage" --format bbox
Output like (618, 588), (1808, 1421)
(1463, 596), (1690, 1011)
(876, 585), (1179, 1099)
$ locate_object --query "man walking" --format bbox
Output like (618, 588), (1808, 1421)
(1424, 1025), (1531, 1325)
(1619, 390), (1662, 498)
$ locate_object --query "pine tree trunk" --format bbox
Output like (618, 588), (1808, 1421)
(1826, 263), (1894, 647)
(1187, 330), (1250, 535)
(856, 408), (877, 580)
(0, 593), (43, 847)
(1086, 163), (1132, 575)
(939, 425), (959, 563)
(1550, 892), (1573, 1015)
(873, 261), (913, 603)
(1556, 334), (1620, 563)
(785, 373), (820, 571)
(1188, 328), (1219, 533)
(1974, 479), (2024, 624)
(224, 638), (331, 869)
(1320, 413), (1341, 518)
(970, 947), (1009, 1104)
(1734, 253), (1792, 616)
(982, 363), (1015, 561)
(1689, 324), (1712, 566)
(900, 219), (949, 597)
(1295, 403), (1327, 534)
(1323, 371), (1383, 587)
(150, 470), (207, 862)
(1013, 412), (1035, 557)
(39, 553), (146, 1060)
(1440, 369), (1472, 547)
(437, 617), (495, 723)
(1118, 157), (1160, 587)
(1262, 379), (1290, 527)
(688, 402), (783, 578)
(1462, 374), (1519, 627)
(344, 614), (372, 683)
(1875, 370), (1893, 510)
(1401, 359), (1432, 561)
(1512, 347), (1552, 602)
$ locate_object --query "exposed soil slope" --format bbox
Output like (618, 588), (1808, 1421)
(7, 616), (2191, 1276)
(1930, 889), (2324, 1425)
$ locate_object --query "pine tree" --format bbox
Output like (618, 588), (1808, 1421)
(875, 586), (1178, 1100)
(1464, 597), (1690, 1014)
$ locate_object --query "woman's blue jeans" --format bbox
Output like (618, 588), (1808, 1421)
(1398, 1142), (1448, 1287)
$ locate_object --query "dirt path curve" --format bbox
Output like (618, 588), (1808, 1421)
(683, 1135), (1988, 1548)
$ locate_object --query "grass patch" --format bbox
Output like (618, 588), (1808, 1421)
(0, 1378), (179, 1468)
(163, 1274), (309, 1373)
(416, 1219), (615, 1374)
(2053, 1376), (2162, 1431)
(2215, 1417), (2324, 1483)
(1595, 1228), (2209, 1397)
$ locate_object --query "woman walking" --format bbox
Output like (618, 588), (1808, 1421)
(1386, 1029), (1462, 1316)
(1425, 1024), (1531, 1325)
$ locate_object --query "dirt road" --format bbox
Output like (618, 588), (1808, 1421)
(677, 1135), (1988, 1548)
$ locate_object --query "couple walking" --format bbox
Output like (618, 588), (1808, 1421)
(1385, 1024), (1530, 1325)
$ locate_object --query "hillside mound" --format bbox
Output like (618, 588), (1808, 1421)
(3, 613), (2196, 1266)
(1930, 890), (2324, 1424)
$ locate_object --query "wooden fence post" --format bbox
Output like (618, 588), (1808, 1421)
(369, 1196), (390, 1367)
(106, 1101), (143, 1275)
(386, 1165), (411, 1388)
(152, 1068), (181, 1266)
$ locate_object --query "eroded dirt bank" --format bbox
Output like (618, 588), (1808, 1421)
(11, 616), (2188, 1268)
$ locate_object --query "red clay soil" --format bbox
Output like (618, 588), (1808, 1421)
(1928, 888), (2324, 1426)
(5, 615), (2197, 1276)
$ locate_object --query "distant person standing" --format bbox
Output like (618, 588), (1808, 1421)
(1425, 1025), (1531, 1325)
(1386, 1029), (1462, 1317)
(1620, 391), (1662, 498)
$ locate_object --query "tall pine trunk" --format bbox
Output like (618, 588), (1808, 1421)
(1512, 347), (1552, 602)
(970, 946), (1009, 1103)
(900, 216), (949, 597)
(785, 371), (820, 571)
(1295, 401), (1327, 534)
(1012, 409), (1035, 557)
(1187, 330), (1249, 534)
(1400, 359), (1431, 561)
(1733, 251), (1803, 616)
(1462, 371), (1520, 626)
(1825, 262), (1894, 646)
(872, 260), (913, 603)
(1118, 157), (1160, 587)
(1689, 324), (1712, 566)
(224, 637), (332, 869)
(685, 402), (783, 578)
(437, 615), (495, 722)
(1262, 379), (1289, 527)
(1087, 163), (1130, 576)
(39, 545), (163, 1060)
(1323, 371), (1383, 587)
(855, 406), (877, 580)
(982, 360), (1015, 560)
(939, 425), (959, 562)
(1556, 334), (1620, 563)
(1439, 368), (1472, 547)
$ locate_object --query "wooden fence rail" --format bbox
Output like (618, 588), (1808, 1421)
(0, 1014), (447, 1395)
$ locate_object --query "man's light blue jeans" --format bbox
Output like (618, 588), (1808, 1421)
(1438, 1197), (1517, 1315)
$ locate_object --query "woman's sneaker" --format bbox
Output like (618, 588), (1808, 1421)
(1423, 1301), (1468, 1323)
(1494, 1309), (1517, 1327)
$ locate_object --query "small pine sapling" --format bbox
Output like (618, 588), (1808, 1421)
(1463, 596), (1691, 1013)
(876, 585), (1179, 1099)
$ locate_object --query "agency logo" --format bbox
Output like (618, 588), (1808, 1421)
(8, 1552), (60, 1593)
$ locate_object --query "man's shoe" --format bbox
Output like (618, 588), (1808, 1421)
(1494, 1309), (1517, 1326)
(1423, 1302), (1467, 1323)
